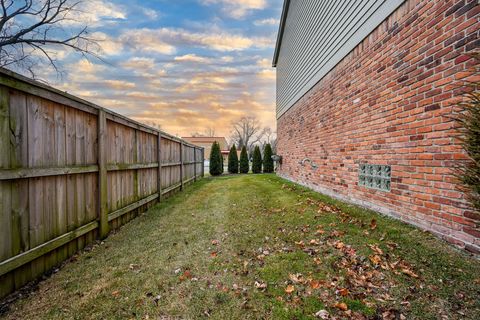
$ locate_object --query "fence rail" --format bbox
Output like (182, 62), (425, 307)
(0, 68), (204, 298)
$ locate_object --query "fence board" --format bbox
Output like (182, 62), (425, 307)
(0, 69), (204, 299)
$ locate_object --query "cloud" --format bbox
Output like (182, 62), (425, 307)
(120, 57), (156, 70)
(200, 0), (267, 19)
(176, 72), (232, 93)
(104, 80), (136, 90)
(120, 29), (176, 54)
(63, 0), (126, 27)
(92, 32), (124, 56)
(120, 27), (273, 53)
(142, 8), (159, 20)
(257, 69), (276, 80)
(221, 56), (234, 63)
(174, 54), (212, 63)
(254, 18), (279, 26)
(256, 58), (271, 67)
(65, 60), (106, 82)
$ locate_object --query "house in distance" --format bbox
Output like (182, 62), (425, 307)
(273, 0), (479, 252)
(182, 136), (230, 163)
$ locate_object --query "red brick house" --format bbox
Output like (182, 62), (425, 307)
(273, 0), (479, 252)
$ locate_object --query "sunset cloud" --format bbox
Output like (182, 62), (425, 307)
(104, 80), (136, 90)
(119, 27), (273, 53)
(174, 54), (213, 64)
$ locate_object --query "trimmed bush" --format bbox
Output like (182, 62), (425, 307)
(263, 143), (274, 173)
(239, 146), (249, 173)
(220, 151), (224, 172)
(252, 145), (262, 174)
(209, 141), (223, 176)
(228, 145), (239, 174)
(456, 74), (480, 212)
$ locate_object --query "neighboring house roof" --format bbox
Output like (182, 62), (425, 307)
(272, 0), (290, 67)
(182, 136), (229, 150)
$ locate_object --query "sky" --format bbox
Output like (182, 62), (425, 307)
(39, 0), (282, 138)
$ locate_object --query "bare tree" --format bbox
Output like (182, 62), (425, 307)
(0, 0), (101, 78)
(261, 127), (277, 153)
(229, 116), (265, 151)
(190, 127), (217, 137)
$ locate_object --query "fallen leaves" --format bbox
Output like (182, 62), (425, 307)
(309, 279), (322, 289)
(368, 244), (384, 255)
(370, 219), (377, 230)
(315, 309), (329, 319)
(285, 285), (295, 294)
(401, 267), (419, 278)
(333, 241), (345, 250)
(295, 240), (305, 248)
(254, 281), (267, 291)
(179, 270), (193, 281)
(337, 288), (349, 297)
(369, 255), (382, 266)
(289, 273), (304, 284)
(334, 302), (348, 311)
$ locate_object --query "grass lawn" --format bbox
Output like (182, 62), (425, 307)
(2, 175), (479, 319)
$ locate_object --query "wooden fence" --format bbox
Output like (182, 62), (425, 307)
(0, 68), (204, 298)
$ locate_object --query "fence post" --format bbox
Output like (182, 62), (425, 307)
(201, 148), (205, 177)
(194, 147), (197, 182)
(157, 134), (162, 201)
(180, 142), (184, 190)
(98, 109), (109, 239)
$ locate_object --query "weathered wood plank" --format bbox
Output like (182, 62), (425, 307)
(161, 162), (182, 167)
(106, 163), (158, 171)
(74, 110), (86, 250)
(65, 106), (79, 257)
(98, 110), (108, 239)
(0, 221), (98, 277)
(27, 95), (46, 281)
(42, 100), (57, 271)
(53, 102), (68, 267)
(180, 142), (184, 190)
(0, 165), (99, 180)
(8, 90), (31, 289)
(0, 86), (14, 295)
(107, 193), (158, 222)
(157, 134), (162, 201)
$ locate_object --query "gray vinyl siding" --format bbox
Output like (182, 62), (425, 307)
(276, 0), (406, 119)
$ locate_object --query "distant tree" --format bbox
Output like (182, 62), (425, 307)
(228, 144), (239, 174)
(229, 116), (265, 150)
(252, 145), (262, 174)
(191, 127), (216, 137)
(209, 142), (223, 176)
(263, 143), (274, 173)
(239, 146), (249, 174)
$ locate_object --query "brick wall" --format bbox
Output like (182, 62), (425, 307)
(277, 0), (480, 253)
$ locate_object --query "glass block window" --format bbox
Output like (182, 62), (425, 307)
(359, 164), (391, 192)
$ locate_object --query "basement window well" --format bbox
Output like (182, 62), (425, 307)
(359, 164), (391, 192)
